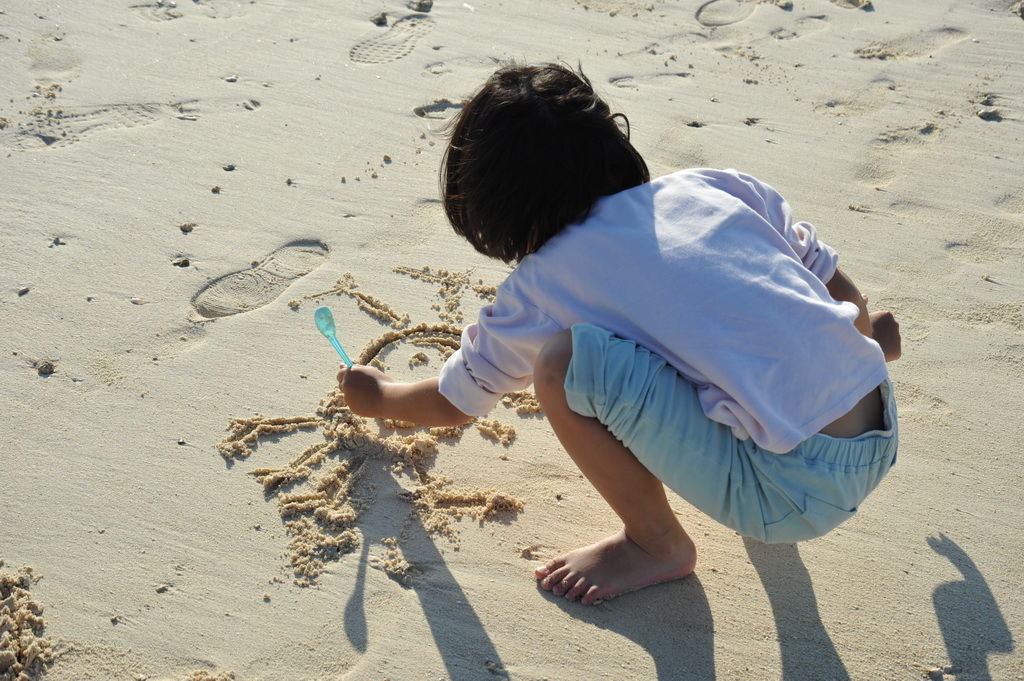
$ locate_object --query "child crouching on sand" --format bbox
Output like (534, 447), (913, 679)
(338, 63), (901, 605)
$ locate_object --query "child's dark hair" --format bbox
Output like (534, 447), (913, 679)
(442, 63), (650, 264)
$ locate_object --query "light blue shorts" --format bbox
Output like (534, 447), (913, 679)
(563, 324), (898, 543)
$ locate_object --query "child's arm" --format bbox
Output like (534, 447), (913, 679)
(825, 268), (872, 336)
(337, 365), (474, 426)
(826, 268), (901, 361)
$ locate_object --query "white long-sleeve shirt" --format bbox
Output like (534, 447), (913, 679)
(438, 168), (888, 453)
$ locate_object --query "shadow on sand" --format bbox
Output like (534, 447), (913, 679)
(928, 533), (1014, 681)
(342, 466), (510, 680)
(543, 572), (715, 680)
(332, 448), (1014, 681)
(743, 537), (851, 681)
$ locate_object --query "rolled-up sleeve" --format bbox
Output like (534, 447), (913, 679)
(438, 289), (564, 416)
(720, 169), (840, 283)
(784, 220), (838, 283)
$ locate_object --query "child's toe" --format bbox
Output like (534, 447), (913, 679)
(565, 577), (590, 601)
(540, 565), (571, 591)
(552, 572), (580, 596)
(582, 585), (603, 606)
(534, 558), (563, 580)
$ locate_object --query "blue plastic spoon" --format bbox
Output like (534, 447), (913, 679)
(314, 306), (354, 367)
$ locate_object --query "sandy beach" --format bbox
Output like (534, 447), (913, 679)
(2, 0), (1023, 679)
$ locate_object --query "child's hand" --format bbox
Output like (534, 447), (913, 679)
(337, 364), (394, 417)
(869, 310), (901, 362)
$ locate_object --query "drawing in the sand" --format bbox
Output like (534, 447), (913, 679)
(218, 266), (529, 585)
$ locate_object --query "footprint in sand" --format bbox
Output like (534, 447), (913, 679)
(814, 76), (895, 116)
(984, 344), (1024, 379)
(129, 1), (185, 21)
(893, 380), (954, 427)
(609, 72), (692, 90)
(350, 15), (434, 65)
(573, 0), (654, 14)
(994, 190), (1024, 215)
(191, 241), (330, 318)
(196, 0), (256, 19)
(856, 121), (940, 186)
(854, 27), (968, 60)
(651, 123), (709, 170)
(886, 295), (1023, 352)
(28, 32), (82, 82)
(695, 0), (756, 27)
(0, 100), (201, 150)
(130, 0), (253, 21)
(413, 98), (463, 119)
(828, 0), (873, 9)
(943, 223), (1021, 264)
(769, 14), (829, 41)
(421, 55), (499, 77)
(900, 195), (1022, 265)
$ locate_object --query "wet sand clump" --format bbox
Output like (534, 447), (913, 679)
(428, 424), (470, 440)
(408, 335), (459, 361)
(369, 537), (415, 585)
(394, 265), (467, 323)
(289, 273), (410, 328)
(357, 322), (462, 365)
(0, 561), (52, 681)
(472, 281), (497, 302)
(409, 476), (524, 548)
(216, 415), (322, 460)
(328, 273), (410, 328)
(477, 419), (516, 446)
(381, 418), (418, 429)
(394, 265), (492, 324)
(501, 390), (542, 415)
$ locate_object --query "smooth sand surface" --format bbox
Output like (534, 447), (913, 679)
(2, 1), (1022, 679)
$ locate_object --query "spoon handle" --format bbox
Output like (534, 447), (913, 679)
(329, 335), (354, 368)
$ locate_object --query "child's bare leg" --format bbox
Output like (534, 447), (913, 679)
(532, 330), (697, 605)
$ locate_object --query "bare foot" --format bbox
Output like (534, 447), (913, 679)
(534, 529), (697, 605)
